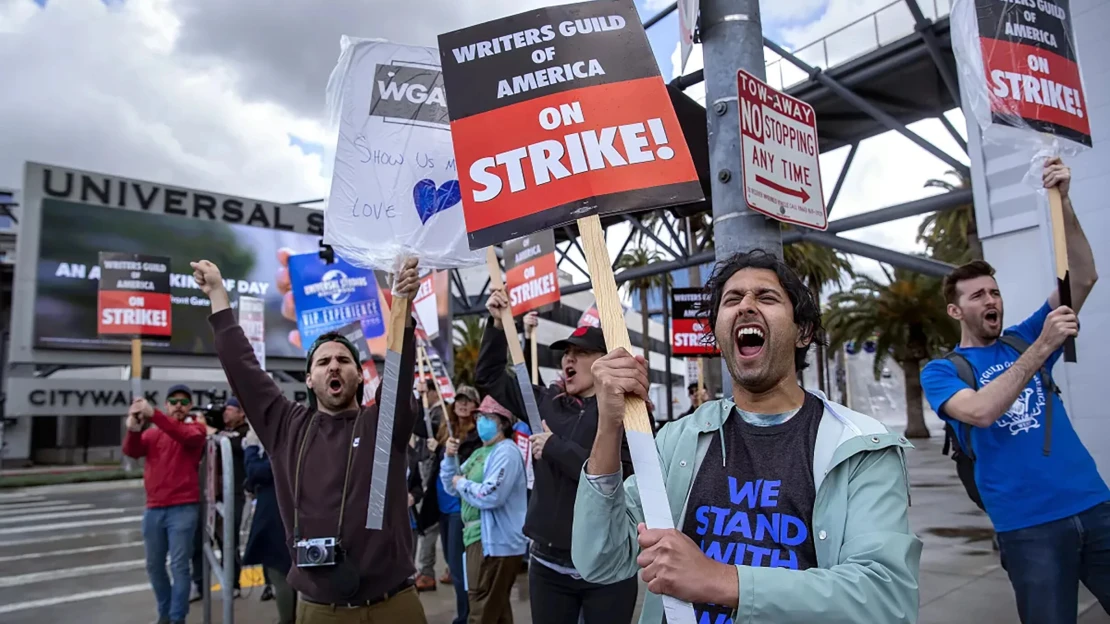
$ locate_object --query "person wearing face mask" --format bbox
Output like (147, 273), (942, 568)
(122, 388), (208, 624)
(477, 294), (641, 624)
(440, 395), (528, 624)
(192, 257), (427, 624)
(572, 250), (921, 624)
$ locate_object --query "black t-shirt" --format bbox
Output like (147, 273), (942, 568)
(681, 392), (823, 623)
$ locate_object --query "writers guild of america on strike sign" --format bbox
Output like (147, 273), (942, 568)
(737, 70), (827, 230)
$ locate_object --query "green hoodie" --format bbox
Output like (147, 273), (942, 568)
(570, 392), (922, 624)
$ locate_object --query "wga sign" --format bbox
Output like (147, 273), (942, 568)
(370, 63), (449, 128)
(304, 269), (369, 305)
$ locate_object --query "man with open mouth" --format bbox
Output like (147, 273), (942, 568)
(921, 158), (1108, 623)
(571, 249), (921, 623)
(191, 256), (429, 624)
(475, 296), (643, 624)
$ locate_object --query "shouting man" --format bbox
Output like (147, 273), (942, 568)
(571, 250), (921, 623)
(921, 158), (1108, 622)
(192, 258), (427, 624)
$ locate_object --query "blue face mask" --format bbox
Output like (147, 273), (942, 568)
(476, 415), (500, 442)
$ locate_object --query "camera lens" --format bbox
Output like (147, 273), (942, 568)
(306, 545), (324, 563)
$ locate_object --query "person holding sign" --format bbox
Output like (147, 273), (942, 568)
(921, 160), (1109, 621)
(477, 292), (640, 624)
(192, 258), (428, 624)
(572, 250), (921, 624)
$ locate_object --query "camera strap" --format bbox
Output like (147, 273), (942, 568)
(292, 409), (363, 544)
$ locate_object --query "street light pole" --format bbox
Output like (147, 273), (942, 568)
(701, 0), (782, 385)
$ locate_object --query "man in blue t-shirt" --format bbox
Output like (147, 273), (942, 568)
(920, 158), (1109, 623)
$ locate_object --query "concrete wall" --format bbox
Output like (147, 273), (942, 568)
(963, 0), (1110, 480)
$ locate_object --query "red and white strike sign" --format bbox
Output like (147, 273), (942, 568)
(737, 70), (826, 230)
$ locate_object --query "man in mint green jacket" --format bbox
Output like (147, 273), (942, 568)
(571, 250), (922, 624)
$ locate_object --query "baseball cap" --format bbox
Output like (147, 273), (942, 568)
(305, 332), (362, 372)
(550, 326), (606, 354)
(455, 385), (480, 405)
(226, 397), (241, 409)
(166, 384), (192, 402)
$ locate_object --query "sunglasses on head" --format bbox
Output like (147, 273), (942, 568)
(167, 397), (191, 406)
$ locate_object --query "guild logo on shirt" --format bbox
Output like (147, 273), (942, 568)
(980, 362), (1046, 436)
(353, 437), (361, 448)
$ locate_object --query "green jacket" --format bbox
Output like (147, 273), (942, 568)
(570, 393), (922, 624)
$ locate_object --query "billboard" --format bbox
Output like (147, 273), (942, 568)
(10, 163), (453, 370)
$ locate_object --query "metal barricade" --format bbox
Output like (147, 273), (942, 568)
(200, 435), (236, 624)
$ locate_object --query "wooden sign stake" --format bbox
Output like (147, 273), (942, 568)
(417, 343), (436, 440)
(575, 214), (696, 624)
(530, 325), (539, 385)
(130, 338), (143, 397)
(1047, 186), (1077, 362)
(486, 248), (545, 435)
(419, 342), (455, 439)
(696, 358), (704, 399)
(366, 290), (412, 529)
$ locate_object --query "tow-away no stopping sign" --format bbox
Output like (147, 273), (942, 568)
(738, 70), (826, 230)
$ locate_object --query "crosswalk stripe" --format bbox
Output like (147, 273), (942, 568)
(0, 559), (146, 588)
(0, 528), (138, 548)
(0, 504), (93, 517)
(0, 541), (145, 563)
(0, 494), (46, 504)
(0, 508), (129, 525)
(0, 500), (71, 512)
(0, 515), (142, 535)
(0, 582), (151, 614)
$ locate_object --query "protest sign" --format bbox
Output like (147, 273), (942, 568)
(438, 0), (703, 249)
(338, 321), (373, 362)
(416, 334), (456, 402)
(324, 38), (482, 271)
(513, 430), (536, 490)
(577, 303), (601, 328)
(485, 248), (545, 436)
(671, 287), (718, 356)
(414, 270), (441, 339)
(98, 252), (172, 400)
(952, 0), (1093, 361)
(361, 362), (381, 408)
(238, 296), (266, 369)
(952, 0), (1090, 148)
(287, 252), (385, 350)
(504, 230), (560, 316)
(97, 252), (173, 340)
(738, 70), (826, 230)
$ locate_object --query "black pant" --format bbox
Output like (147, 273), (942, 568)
(528, 558), (639, 624)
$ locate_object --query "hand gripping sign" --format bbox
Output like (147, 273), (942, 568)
(952, 0), (1093, 361)
(439, 2), (702, 621)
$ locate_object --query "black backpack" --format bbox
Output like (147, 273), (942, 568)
(941, 334), (1060, 511)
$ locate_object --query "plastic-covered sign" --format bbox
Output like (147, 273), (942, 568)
(324, 37), (483, 270)
(952, 0), (1092, 150)
(287, 252), (385, 350)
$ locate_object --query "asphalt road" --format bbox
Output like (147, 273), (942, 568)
(840, 349), (946, 435)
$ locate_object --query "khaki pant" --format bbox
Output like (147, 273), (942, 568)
(296, 586), (427, 624)
(465, 541), (523, 624)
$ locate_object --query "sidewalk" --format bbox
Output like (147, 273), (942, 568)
(906, 436), (1108, 623)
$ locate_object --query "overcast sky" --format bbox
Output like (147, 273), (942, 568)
(0, 0), (968, 283)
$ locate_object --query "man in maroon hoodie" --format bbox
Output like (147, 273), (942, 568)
(191, 257), (427, 624)
(122, 385), (207, 624)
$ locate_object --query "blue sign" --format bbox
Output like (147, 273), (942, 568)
(287, 253), (385, 351)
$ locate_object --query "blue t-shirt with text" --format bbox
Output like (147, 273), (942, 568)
(920, 302), (1109, 532)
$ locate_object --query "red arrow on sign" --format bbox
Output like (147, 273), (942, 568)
(754, 175), (810, 203)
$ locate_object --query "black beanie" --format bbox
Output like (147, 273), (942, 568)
(305, 332), (365, 411)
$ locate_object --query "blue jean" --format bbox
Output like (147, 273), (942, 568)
(997, 501), (1110, 623)
(142, 504), (199, 622)
(439, 512), (469, 624)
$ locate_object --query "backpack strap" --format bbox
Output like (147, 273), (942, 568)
(943, 351), (978, 461)
(997, 334), (1055, 457)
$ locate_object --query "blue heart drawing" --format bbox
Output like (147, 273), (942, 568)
(413, 179), (461, 224)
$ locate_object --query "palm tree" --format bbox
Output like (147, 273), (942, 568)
(917, 170), (980, 263)
(452, 316), (484, 388)
(824, 265), (959, 438)
(783, 237), (854, 393)
(616, 247), (672, 360)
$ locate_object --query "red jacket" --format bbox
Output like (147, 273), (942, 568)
(123, 410), (207, 509)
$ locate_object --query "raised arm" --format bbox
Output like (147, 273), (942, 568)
(474, 291), (530, 419)
(934, 305), (1077, 428)
(1044, 159), (1097, 312)
(193, 259), (299, 451)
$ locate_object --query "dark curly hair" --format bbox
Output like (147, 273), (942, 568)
(699, 249), (825, 372)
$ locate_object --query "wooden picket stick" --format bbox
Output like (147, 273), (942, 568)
(696, 358), (704, 399)
(485, 248), (544, 435)
(530, 326), (539, 385)
(1047, 186), (1077, 362)
(366, 288), (412, 530)
(417, 343), (435, 439)
(130, 338), (143, 397)
(576, 214), (695, 624)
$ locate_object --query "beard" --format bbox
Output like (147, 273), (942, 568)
(315, 383), (358, 412)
